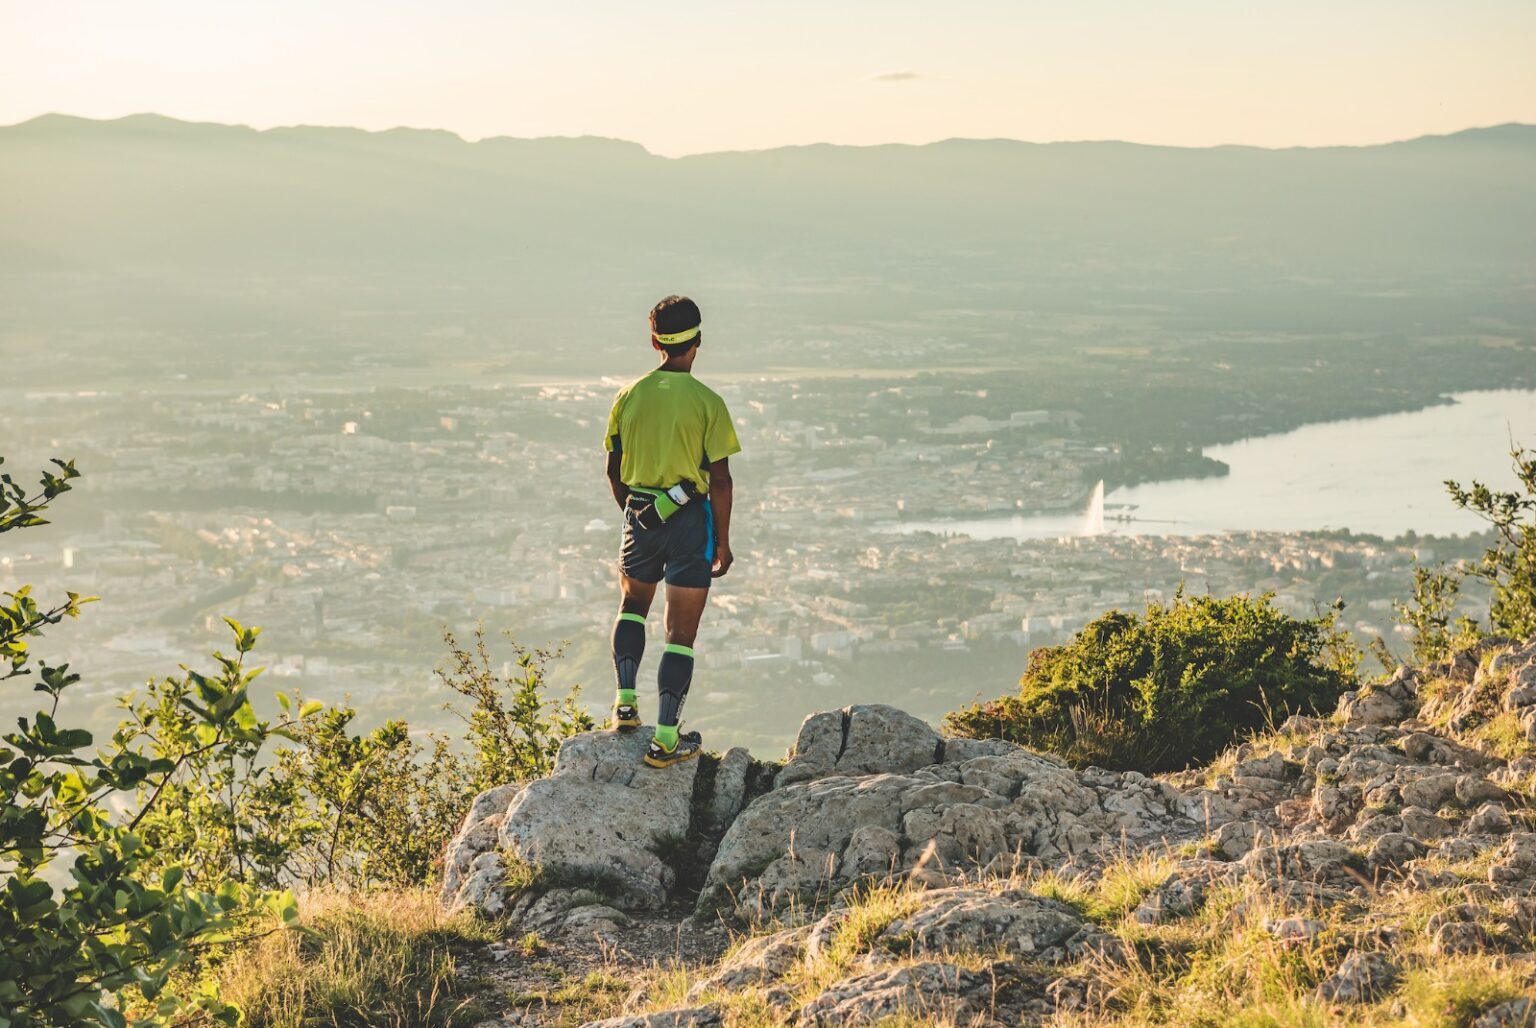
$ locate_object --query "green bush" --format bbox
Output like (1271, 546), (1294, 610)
(435, 628), (594, 797)
(1393, 443), (1536, 664)
(1, 458), (298, 1027)
(1447, 444), (1536, 643)
(2, 455), (593, 1025)
(944, 590), (1359, 772)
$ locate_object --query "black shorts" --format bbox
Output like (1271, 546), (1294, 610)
(619, 493), (715, 589)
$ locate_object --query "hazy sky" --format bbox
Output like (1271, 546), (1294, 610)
(4, 0), (1533, 155)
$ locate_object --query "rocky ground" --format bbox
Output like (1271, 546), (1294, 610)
(446, 639), (1536, 1026)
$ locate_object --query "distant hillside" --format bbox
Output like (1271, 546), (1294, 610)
(1, 114), (1533, 368)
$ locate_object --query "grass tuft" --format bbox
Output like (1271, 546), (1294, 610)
(1395, 955), (1533, 1027)
(212, 888), (499, 1028)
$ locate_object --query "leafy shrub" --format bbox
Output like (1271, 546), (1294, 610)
(2, 455), (594, 1025)
(1447, 444), (1536, 642)
(945, 590), (1359, 771)
(117, 634), (593, 899)
(1394, 443), (1536, 664)
(436, 628), (594, 795)
(1, 458), (298, 1027)
(1393, 565), (1482, 666)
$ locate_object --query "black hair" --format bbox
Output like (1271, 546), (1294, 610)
(649, 295), (702, 357)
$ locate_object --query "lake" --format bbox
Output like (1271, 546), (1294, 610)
(890, 389), (1536, 541)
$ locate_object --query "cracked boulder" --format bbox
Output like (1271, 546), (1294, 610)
(777, 704), (943, 786)
(442, 728), (700, 914)
(441, 782), (522, 913)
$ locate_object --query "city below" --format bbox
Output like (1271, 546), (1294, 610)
(1, 376), (1497, 753)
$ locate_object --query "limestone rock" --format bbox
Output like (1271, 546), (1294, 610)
(1264, 916), (1326, 944)
(687, 925), (810, 998)
(704, 738), (1196, 916)
(1366, 832), (1426, 871)
(778, 705), (941, 786)
(445, 851), (509, 915)
(445, 728), (701, 915)
(580, 1006), (722, 1028)
(444, 637), (1536, 1023)
(1311, 786), (1357, 834)
(942, 735), (1046, 764)
(1489, 834), (1536, 886)
(1132, 861), (1236, 924)
(705, 747), (752, 833)
(1316, 951), (1398, 1004)
(1399, 773), (1459, 811)
(1233, 752), (1288, 780)
(558, 903), (632, 941)
(1469, 802), (1514, 835)
(1243, 840), (1359, 885)
(1401, 732), (1492, 768)
(1339, 687), (1410, 727)
(442, 817), (508, 912)
(1046, 974), (1113, 1015)
(874, 886), (1086, 962)
(1506, 681), (1536, 711)
(1399, 806), (1455, 842)
(792, 960), (996, 1026)
(1472, 998), (1536, 1028)
(1457, 774), (1511, 806)
(1431, 919), (1489, 956)
(840, 824), (903, 880)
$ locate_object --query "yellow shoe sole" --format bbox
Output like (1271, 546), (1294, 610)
(613, 717), (642, 732)
(643, 747), (700, 769)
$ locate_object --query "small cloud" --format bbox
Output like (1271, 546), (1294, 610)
(870, 71), (919, 83)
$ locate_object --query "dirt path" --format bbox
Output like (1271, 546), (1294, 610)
(461, 909), (731, 1027)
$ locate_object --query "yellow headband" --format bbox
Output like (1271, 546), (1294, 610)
(653, 325), (700, 346)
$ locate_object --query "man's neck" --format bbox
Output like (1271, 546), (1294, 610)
(657, 358), (693, 374)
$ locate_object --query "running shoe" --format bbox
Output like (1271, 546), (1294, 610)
(644, 729), (702, 768)
(612, 702), (642, 732)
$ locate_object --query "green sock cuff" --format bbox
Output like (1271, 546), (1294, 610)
(618, 612), (647, 625)
(653, 723), (679, 751)
(617, 689), (637, 705)
(663, 643), (694, 657)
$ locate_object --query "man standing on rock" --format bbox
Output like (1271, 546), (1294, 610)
(603, 295), (740, 768)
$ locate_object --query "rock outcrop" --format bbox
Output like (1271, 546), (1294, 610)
(454, 639), (1536, 1026)
(442, 728), (699, 917)
(445, 704), (1201, 922)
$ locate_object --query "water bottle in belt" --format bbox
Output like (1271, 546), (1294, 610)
(630, 481), (701, 530)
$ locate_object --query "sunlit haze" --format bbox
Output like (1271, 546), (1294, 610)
(4, 0), (1534, 154)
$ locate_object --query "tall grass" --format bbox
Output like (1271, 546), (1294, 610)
(214, 888), (499, 1028)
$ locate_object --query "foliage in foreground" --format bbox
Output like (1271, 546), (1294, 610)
(1399, 444), (1536, 665)
(1, 456), (590, 1026)
(210, 888), (498, 1028)
(2, 458), (297, 1027)
(944, 590), (1359, 772)
(123, 627), (591, 895)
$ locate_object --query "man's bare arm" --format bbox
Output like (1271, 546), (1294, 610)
(606, 451), (628, 510)
(708, 457), (734, 578)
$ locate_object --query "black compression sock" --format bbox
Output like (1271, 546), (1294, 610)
(612, 613), (646, 704)
(656, 643), (695, 738)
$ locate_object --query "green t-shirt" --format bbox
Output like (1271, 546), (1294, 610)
(604, 370), (741, 492)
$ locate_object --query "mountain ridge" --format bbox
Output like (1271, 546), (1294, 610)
(3, 109), (1533, 362)
(7, 110), (1534, 160)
